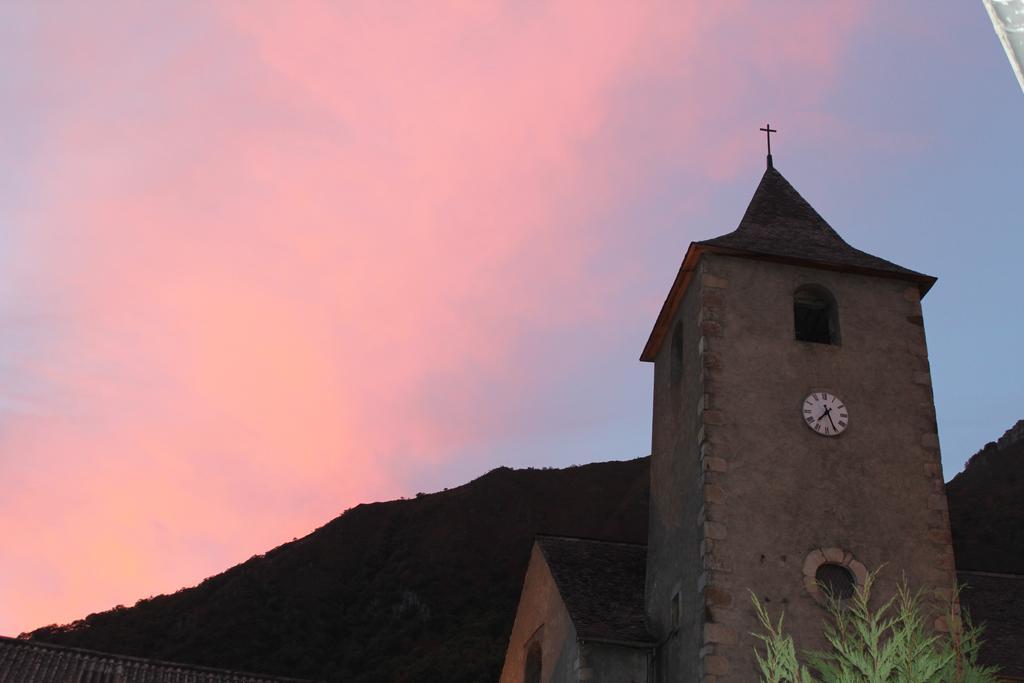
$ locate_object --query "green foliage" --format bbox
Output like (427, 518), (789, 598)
(751, 598), (814, 683)
(751, 571), (1000, 683)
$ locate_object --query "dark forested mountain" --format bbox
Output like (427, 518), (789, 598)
(22, 423), (1023, 682)
(25, 459), (650, 683)
(948, 420), (1024, 575)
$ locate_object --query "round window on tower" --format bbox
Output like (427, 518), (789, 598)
(815, 563), (856, 600)
(802, 548), (867, 606)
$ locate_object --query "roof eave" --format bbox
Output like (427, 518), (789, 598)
(639, 243), (704, 362)
(698, 244), (938, 296)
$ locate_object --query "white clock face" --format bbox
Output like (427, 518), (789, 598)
(802, 392), (848, 437)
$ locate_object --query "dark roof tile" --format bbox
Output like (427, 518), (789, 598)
(536, 536), (652, 645)
(0, 636), (313, 683)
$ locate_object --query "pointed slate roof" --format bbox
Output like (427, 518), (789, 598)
(535, 536), (652, 646)
(696, 166), (933, 284)
(641, 165), (936, 362)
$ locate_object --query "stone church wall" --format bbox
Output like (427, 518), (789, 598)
(499, 546), (579, 683)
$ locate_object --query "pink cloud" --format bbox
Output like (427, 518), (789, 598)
(0, 1), (870, 634)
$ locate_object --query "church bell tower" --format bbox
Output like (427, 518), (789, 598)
(641, 152), (956, 681)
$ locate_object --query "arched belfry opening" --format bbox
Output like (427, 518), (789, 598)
(794, 284), (840, 345)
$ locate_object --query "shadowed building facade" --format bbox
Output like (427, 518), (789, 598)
(499, 159), (1015, 681)
(499, 537), (652, 683)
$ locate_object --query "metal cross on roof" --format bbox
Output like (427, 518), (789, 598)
(761, 124), (774, 154)
(760, 124), (777, 168)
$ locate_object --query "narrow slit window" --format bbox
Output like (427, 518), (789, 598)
(524, 642), (542, 683)
(794, 286), (839, 345)
(670, 320), (684, 385)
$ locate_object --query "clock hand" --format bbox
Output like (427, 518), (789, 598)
(826, 411), (838, 431)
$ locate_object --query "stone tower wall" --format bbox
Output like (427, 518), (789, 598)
(646, 260), (712, 682)
(647, 251), (956, 682)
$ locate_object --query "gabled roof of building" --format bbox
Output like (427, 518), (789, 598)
(535, 536), (652, 646)
(641, 164), (937, 362)
(957, 571), (1024, 680)
(0, 635), (314, 683)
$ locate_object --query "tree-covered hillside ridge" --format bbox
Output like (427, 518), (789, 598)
(947, 419), (1024, 574)
(23, 420), (1024, 683)
(25, 459), (650, 683)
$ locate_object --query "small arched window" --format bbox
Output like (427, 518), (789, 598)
(670, 320), (684, 385)
(815, 563), (856, 600)
(794, 285), (839, 345)
(524, 642), (542, 683)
